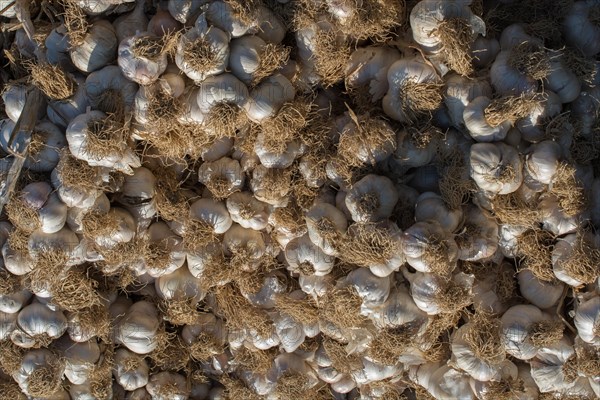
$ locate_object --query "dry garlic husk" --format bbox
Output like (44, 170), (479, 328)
(470, 142), (523, 195)
(344, 46), (401, 102)
(471, 36), (500, 68)
(11, 303), (68, 348)
(490, 49), (543, 96)
(571, 87), (600, 138)
(410, 0), (485, 76)
(552, 232), (600, 287)
(118, 32), (170, 85)
(170, 198), (232, 243)
(393, 126), (439, 169)
(223, 223), (266, 272)
(146, 371), (190, 400)
(6, 121), (66, 172)
(421, 364), (475, 399)
(84, 65), (139, 114)
(501, 304), (564, 360)
(414, 192), (463, 233)
(9, 182), (68, 234)
(155, 264), (205, 319)
(405, 270), (474, 315)
(12, 348), (65, 397)
(345, 174), (398, 223)
(444, 74), (492, 129)
(115, 300), (161, 354)
(69, 19), (118, 73)
(226, 191), (270, 231)
(563, 1), (600, 57)
(0, 274), (31, 314)
(66, 109), (140, 174)
(284, 233), (335, 277)
(574, 295), (600, 345)
(529, 337), (583, 394)
(45, 25), (72, 69)
(524, 140), (562, 187)
(344, 268), (391, 307)
(517, 270), (564, 310)
(175, 14), (230, 82)
(198, 157), (245, 200)
(402, 220), (459, 275)
(382, 58), (443, 123)
(367, 285), (427, 330)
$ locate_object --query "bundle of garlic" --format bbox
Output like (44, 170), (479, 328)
(1, 0), (600, 398)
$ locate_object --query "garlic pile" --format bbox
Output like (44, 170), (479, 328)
(1, 0), (600, 399)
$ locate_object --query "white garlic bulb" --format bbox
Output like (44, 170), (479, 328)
(206, 1), (258, 38)
(70, 19), (118, 73)
(226, 191), (269, 231)
(61, 339), (101, 385)
(574, 296), (600, 345)
(11, 303), (68, 348)
(118, 32), (169, 85)
(451, 322), (506, 381)
(516, 91), (562, 143)
(345, 46), (400, 102)
(115, 300), (161, 354)
(285, 234), (335, 277)
(146, 371), (190, 400)
(345, 174), (398, 223)
(198, 157), (245, 199)
(12, 348), (65, 397)
(563, 1), (600, 57)
(305, 202), (347, 256)
(470, 142), (523, 195)
(518, 270), (564, 310)
(552, 232), (599, 287)
(414, 192), (463, 233)
(175, 14), (230, 82)
(406, 270), (474, 315)
(402, 220), (459, 275)
(464, 96), (512, 142)
(244, 74), (296, 123)
(444, 74), (493, 129)
(85, 65), (139, 114)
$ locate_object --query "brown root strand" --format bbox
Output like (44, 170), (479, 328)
(561, 48), (598, 86)
(516, 229), (556, 283)
(422, 236), (456, 277)
(68, 305), (111, 342)
(508, 41), (552, 81)
(252, 43), (291, 86)
(88, 348), (114, 400)
(81, 210), (122, 241)
(320, 286), (369, 329)
(0, 269), (22, 295)
(549, 162), (587, 217)
(183, 33), (225, 74)
(558, 234), (600, 285)
(214, 284), (274, 337)
(182, 220), (219, 252)
(527, 320), (564, 347)
(484, 378), (526, 400)
(399, 79), (444, 122)
(55, 150), (106, 192)
(83, 115), (131, 162)
(49, 270), (102, 312)
(313, 27), (352, 87)
(484, 94), (541, 127)
(25, 357), (64, 398)
(323, 338), (363, 373)
(256, 99), (312, 155)
(149, 330), (190, 372)
(273, 294), (319, 325)
(274, 373), (312, 398)
(61, 0), (89, 47)
(131, 34), (174, 61)
(224, 0), (262, 25)
(28, 62), (76, 100)
(337, 113), (396, 167)
(367, 324), (417, 365)
(233, 346), (278, 375)
(153, 170), (191, 221)
(335, 0), (404, 42)
(436, 282), (473, 313)
(0, 381), (27, 400)
(436, 150), (474, 210)
(5, 194), (41, 233)
(463, 312), (505, 364)
(6, 228), (30, 253)
(220, 375), (263, 400)
(433, 18), (476, 76)
(189, 331), (224, 361)
(575, 345), (600, 378)
(495, 267), (518, 303)
(203, 102), (245, 140)
(0, 341), (25, 375)
(340, 223), (400, 268)
(562, 356), (579, 383)
(490, 192), (540, 227)
(269, 202), (307, 237)
(160, 297), (200, 326)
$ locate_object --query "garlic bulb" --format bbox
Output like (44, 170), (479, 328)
(574, 296), (600, 345)
(393, 127), (439, 169)
(45, 75), (91, 129)
(2, 83), (46, 123)
(198, 157), (245, 199)
(345, 174), (398, 223)
(470, 142), (523, 195)
(471, 36), (500, 68)
(0, 280), (31, 314)
(552, 232), (600, 287)
(66, 109), (141, 174)
(85, 65), (139, 114)
(544, 50), (581, 103)
(175, 14), (230, 82)
(402, 220), (459, 275)
(206, 1), (258, 38)
(501, 304), (563, 360)
(223, 223), (266, 271)
(444, 74), (492, 129)
(524, 141), (562, 186)
(345, 268), (391, 307)
(410, 0), (485, 75)
(118, 32), (169, 85)
(12, 348), (65, 397)
(168, 0), (207, 23)
(61, 339), (101, 385)
(229, 34), (289, 86)
(406, 270), (474, 315)
(190, 73), (249, 128)
(11, 303), (68, 348)
(140, 221), (186, 277)
(518, 270), (564, 310)
(113, 0), (148, 43)
(115, 300), (161, 354)
(155, 264), (205, 303)
(0, 311), (17, 340)
(451, 322), (506, 381)
(244, 74), (296, 123)
(285, 234), (335, 276)
(563, 1), (600, 57)
(456, 205), (499, 261)
(516, 91), (562, 143)
(146, 371), (189, 400)
(226, 191), (269, 231)
(414, 192), (463, 232)
(174, 197), (233, 238)
(382, 58), (442, 123)
(529, 337), (580, 394)
(345, 46), (401, 102)
(305, 202), (347, 256)
(490, 50), (539, 96)
(70, 19), (118, 73)
(367, 286), (426, 329)
(464, 96), (512, 142)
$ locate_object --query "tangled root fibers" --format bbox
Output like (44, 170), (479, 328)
(319, 286), (368, 330)
(557, 234), (600, 285)
(463, 312), (505, 364)
(549, 162), (587, 217)
(508, 41), (553, 81)
(273, 294), (319, 325)
(399, 78), (444, 122)
(28, 62), (76, 100)
(484, 94), (541, 127)
(433, 18), (476, 76)
(340, 223), (401, 268)
(527, 320), (564, 347)
(516, 229), (556, 283)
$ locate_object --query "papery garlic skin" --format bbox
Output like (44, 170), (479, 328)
(464, 96), (512, 142)
(85, 65), (139, 113)
(445, 74), (493, 129)
(118, 33), (168, 85)
(115, 301), (160, 354)
(285, 234), (335, 277)
(244, 74), (296, 123)
(518, 270), (564, 310)
(574, 296), (600, 345)
(345, 46), (401, 102)
(70, 19), (118, 73)
(470, 142), (523, 195)
(451, 324), (505, 382)
(11, 303), (68, 348)
(345, 174), (398, 223)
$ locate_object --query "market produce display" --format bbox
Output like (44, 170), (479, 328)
(0, 0), (599, 398)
